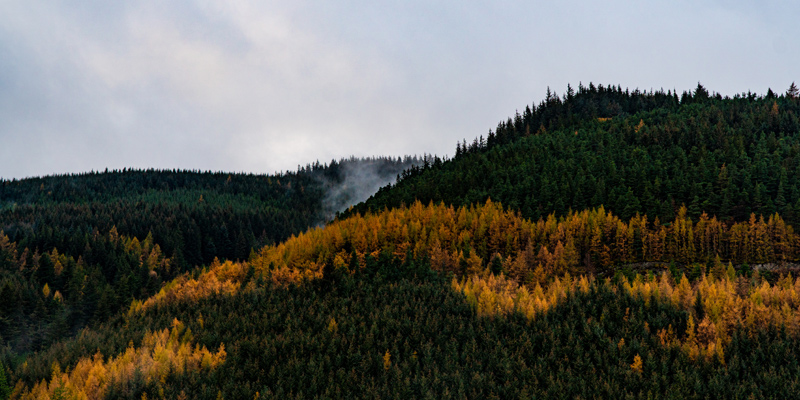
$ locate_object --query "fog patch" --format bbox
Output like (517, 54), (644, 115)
(315, 156), (424, 223)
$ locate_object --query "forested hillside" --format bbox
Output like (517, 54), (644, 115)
(0, 157), (418, 357)
(3, 83), (800, 399)
(9, 200), (800, 399)
(355, 83), (800, 224)
(1, 156), (421, 267)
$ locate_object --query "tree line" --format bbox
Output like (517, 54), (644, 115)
(355, 83), (800, 228)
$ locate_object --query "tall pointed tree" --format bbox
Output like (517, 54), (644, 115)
(0, 362), (10, 400)
(788, 82), (799, 99)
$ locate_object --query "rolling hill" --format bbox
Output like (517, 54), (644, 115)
(2, 84), (800, 399)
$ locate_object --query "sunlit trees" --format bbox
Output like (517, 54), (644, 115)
(14, 320), (225, 400)
(135, 200), (800, 315)
(455, 267), (800, 360)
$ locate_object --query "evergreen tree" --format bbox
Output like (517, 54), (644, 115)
(0, 363), (10, 400)
(788, 82), (799, 99)
(694, 82), (709, 101)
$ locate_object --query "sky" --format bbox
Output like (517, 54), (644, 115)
(0, 1), (798, 180)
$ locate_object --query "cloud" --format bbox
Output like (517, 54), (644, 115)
(0, 1), (798, 179)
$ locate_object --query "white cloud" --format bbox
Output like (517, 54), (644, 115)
(0, 0), (798, 179)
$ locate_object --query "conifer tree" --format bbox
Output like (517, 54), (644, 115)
(0, 363), (9, 400)
(787, 82), (799, 98)
(694, 83), (709, 101)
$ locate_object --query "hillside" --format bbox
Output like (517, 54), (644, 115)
(1, 156), (422, 267)
(3, 84), (800, 399)
(8, 200), (800, 399)
(354, 83), (800, 225)
(0, 157), (418, 357)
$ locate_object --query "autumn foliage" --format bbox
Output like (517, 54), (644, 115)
(142, 200), (800, 315)
(128, 199), (800, 362)
(252, 200), (798, 281)
(455, 269), (800, 362)
(9, 200), (800, 398)
(11, 319), (225, 400)
(128, 258), (246, 315)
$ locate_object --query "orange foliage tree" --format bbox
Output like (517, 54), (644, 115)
(13, 319), (225, 400)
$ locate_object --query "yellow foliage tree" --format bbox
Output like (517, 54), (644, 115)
(16, 321), (226, 399)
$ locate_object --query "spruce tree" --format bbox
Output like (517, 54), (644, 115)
(788, 82), (799, 99)
(0, 362), (10, 400)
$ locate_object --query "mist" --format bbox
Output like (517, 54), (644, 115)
(312, 156), (425, 222)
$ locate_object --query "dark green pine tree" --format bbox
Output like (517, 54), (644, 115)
(776, 168), (789, 214)
(0, 362), (10, 400)
(788, 82), (799, 99)
(694, 83), (709, 101)
(620, 188), (642, 221)
(688, 195), (702, 220)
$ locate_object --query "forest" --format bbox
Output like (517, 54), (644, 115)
(0, 157), (418, 359)
(1, 83), (800, 399)
(353, 83), (800, 224)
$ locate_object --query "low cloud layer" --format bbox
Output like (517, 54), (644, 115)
(1, 1), (798, 179)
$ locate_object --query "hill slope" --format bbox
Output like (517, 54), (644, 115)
(0, 157), (418, 356)
(9, 200), (800, 399)
(354, 84), (800, 225)
(4, 84), (800, 399)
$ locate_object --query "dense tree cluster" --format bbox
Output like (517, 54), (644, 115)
(1, 157), (420, 269)
(11, 272), (800, 399)
(355, 84), (800, 226)
(256, 200), (800, 283)
(457, 270), (800, 359)
(130, 200), (800, 349)
(14, 320), (225, 400)
(0, 229), (170, 357)
(0, 158), (418, 381)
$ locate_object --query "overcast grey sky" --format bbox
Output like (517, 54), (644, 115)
(0, 1), (797, 179)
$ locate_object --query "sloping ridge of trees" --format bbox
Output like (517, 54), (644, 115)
(1, 157), (421, 269)
(10, 199), (800, 399)
(0, 158), (421, 365)
(353, 83), (800, 227)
